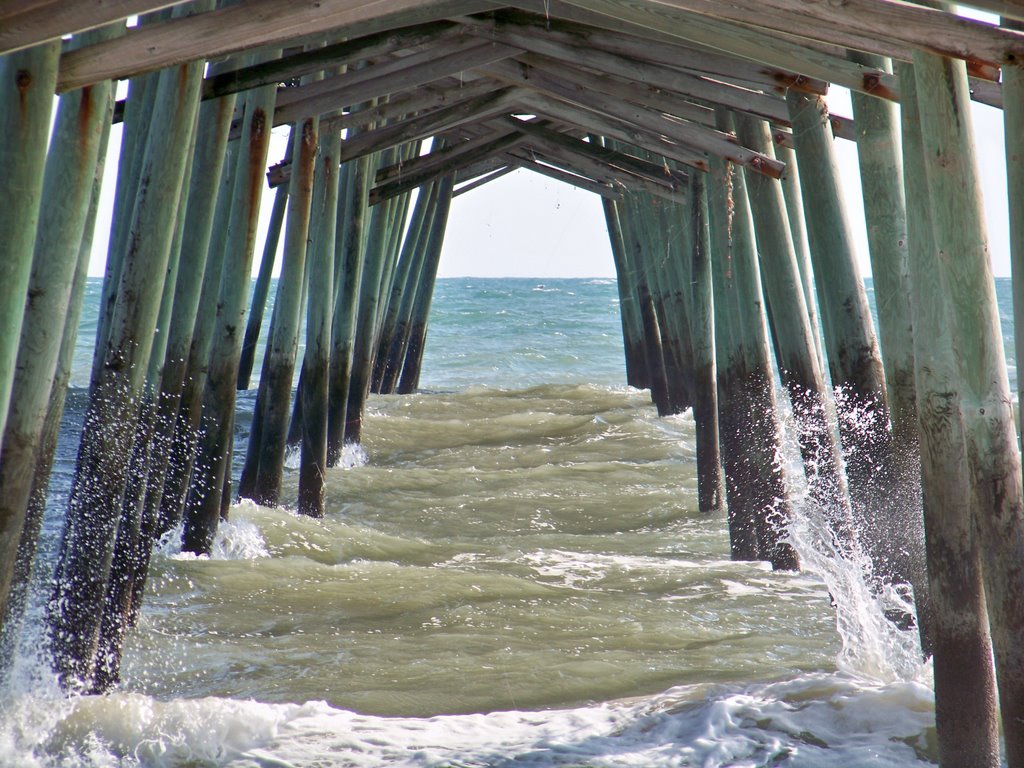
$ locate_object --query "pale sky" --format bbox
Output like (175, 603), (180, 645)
(87, 88), (1013, 281)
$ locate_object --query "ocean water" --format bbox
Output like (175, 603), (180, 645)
(3, 276), (1016, 767)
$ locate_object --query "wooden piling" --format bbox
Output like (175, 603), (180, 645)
(140, 67), (239, 546)
(775, 145), (825, 372)
(733, 113), (855, 553)
(913, 47), (1024, 766)
(237, 171), (289, 391)
(299, 122), (339, 518)
(155, 133), (240, 538)
(787, 89), (914, 590)
(48, 45), (205, 689)
(898, 59), (999, 768)
(238, 124), (313, 506)
(0, 28), (116, 670)
(1005, 20), (1024, 440)
(849, 51), (929, 645)
(706, 147), (798, 571)
(0, 40), (60, 454)
(327, 152), (372, 462)
(373, 181), (436, 394)
(599, 195), (648, 390)
(688, 172), (724, 514)
(396, 174), (455, 394)
(182, 72), (278, 555)
(343, 149), (402, 444)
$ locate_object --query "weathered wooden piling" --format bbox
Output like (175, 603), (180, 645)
(48, 43), (205, 689)
(139, 66), (239, 549)
(913, 47), (1024, 766)
(183, 73), (278, 555)
(299, 120), (339, 518)
(238, 125), (311, 506)
(775, 145), (824, 372)
(898, 60), (999, 768)
(0, 40), (60, 456)
(327, 152), (372, 462)
(688, 173), (724, 515)
(237, 168), (289, 391)
(787, 89), (915, 591)
(373, 182), (438, 394)
(706, 147), (798, 571)
(615, 190), (691, 416)
(0, 28), (116, 669)
(396, 174), (456, 394)
(599, 196), (648, 391)
(156, 135), (240, 538)
(733, 113), (855, 553)
(1006, 20), (1024, 439)
(343, 149), (404, 444)
(849, 51), (929, 645)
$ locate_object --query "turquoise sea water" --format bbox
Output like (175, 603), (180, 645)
(2, 276), (1016, 766)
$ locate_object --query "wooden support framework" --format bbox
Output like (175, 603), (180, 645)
(7, 4), (1024, 759)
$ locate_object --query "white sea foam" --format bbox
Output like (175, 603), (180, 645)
(0, 673), (936, 767)
(154, 506), (270, 562)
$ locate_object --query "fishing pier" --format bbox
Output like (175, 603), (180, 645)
(1, 1), (1023, 764)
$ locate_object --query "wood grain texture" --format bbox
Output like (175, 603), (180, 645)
(57, 0), (500, 91)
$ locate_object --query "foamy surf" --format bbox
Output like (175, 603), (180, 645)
(0, 672), (936, 767)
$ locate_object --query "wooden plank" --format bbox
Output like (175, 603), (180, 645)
(370, 124), (535, 203)
(661, 0), (1023, 73)
(473, 10), (828, 94)
(498, 116), (689, 190)
(516, 90), (710, 172)
(337, 87), (518, 163)
(545, 0), (901, 101)
(0, 0), (184, 55)
(453, 165), (517, 196)
(325, 77), (496, 131)
(274, 39), (522, 124)
(510, 156), (622, 199)
(462, 20), (794, 125)
(514, 51), (787, 158)
(375, 123), (529, 184)
(505, 146), (680, 202)
(202, 20), (464, 99)
(268, 79), (503, 185)
(480, 57), (787, 177)
(57, 0), (500, 92)
(634, 0), (945, 74)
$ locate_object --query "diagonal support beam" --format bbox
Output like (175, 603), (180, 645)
(463, 18), (794, 124)
(336, 86), (519, 164)
(202, 20), (465, 100)
(273, 39), (522, 125)
(480, 57), (786, 177)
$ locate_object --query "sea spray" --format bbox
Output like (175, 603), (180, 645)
(777, 391), (928, 684)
